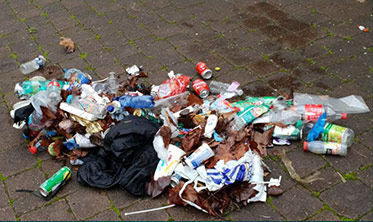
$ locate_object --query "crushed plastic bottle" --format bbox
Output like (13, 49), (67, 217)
(65, 95), (107, 119)
(118, 95), (154, 109)
(63, 68), (92, 88)
(230, 105), (270, 131)
(20, 55), (46, 75)
(304, 141), (347, 156)
(209, 80), (243, 98)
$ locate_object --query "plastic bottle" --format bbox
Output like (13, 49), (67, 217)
(230, 105), (270, 131)
(293, 104), (346, 122)
(63, 68), (92, 86)
(108, 72), (118, 96)
(107, 100), (125, 121)
(20, 55), (46, 75)
(118, 95), (155, 109)
(14, 80), (69, 99)
(321, 123), (354, 147)
(46, 80), (62, 107)
(66, 95), (107, 119)
(80, 84), (110, 105)
(303, 141), (347, 156)
(209, 80), (243, 97)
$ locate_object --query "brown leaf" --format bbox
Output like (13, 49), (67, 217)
(89, 133), (104, 147)
(251, 127), (274, 157)
(59, 37), (75, 53)
(187, 93), (203, 106)
(231, 143), (249, 160)
(53, 139), (63, 157)
(181, 127), (203, 153)
(182, 183), (199, 203)
(267, 186), (284, 196)
(158, 126), (171, 148)
(170, 104), (182, 113)
(146, 176), (171, 198)
(40, 106), (57, 126)
(168, 182), (187, 206)
(230, 182), (258, 204)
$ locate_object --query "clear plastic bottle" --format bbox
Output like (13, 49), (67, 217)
(209, 80), (243, 97)
(66, 95), (107, 119)
(108, 72), (118, 96)
(229, 105), (270, 131)
(293, 104), (346, 122)
(20, 55), (46, 75)
(303, 141), (347, 156)
(321, 123), (354, 147)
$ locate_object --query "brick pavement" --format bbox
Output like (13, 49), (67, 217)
(0, 0), (372, 221)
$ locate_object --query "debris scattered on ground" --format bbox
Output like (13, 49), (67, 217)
(10, 58), (370, 216)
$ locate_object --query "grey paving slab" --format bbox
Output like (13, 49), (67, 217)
(20, 199), (75, 221)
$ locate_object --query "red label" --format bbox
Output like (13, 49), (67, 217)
(47, 80), (60, 88)
(304, 104), (323, 121)
(192, 79), (209, 96)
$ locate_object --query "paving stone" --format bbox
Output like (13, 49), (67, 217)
(247, 59), (280, 77)
(0, 183), (9, 208)
(360, 211), (373, 221)
(0, 144), (37, 177)
(87, 209), (121, 221)
(272, 186), (323, 221)
(320, 180), (372, 219)
(67, 187), (111, 220)
(122, 53), (163, 72)
(20, 199), (75, 221)
(358, 166), (372, 189)
(308, 209), (340, 221)
(106, 187), (142, 209)
(307, 166), (342, 192)
(310, 75), (343, 94)
(358, 130), (373, 149)
(177, 43), (211, 63)
(242, 80), (276, 97)
(225, 29), (267, 50)
(216, 69), (257, 87)
(122, 198), (169, 221)
(265, 72), (303, 92)
(178, 18), (219, 42)
(285, 149), (327, 178)
(231, 202), (284, 221)
(47, 46), (80, 64)
(166, 33), (197, 48)
(146, 20), (185, 39)
(216, 46), (261, 67)
(94, 63), (125, 79)
(110, 44), (139, 61)
(58, 57), (88, 71)
(262, 158), (296, 191)
(0, 207), (16, 221)
(325, 144), (371, 174)
(167, 205), (220, 221)
(5, 168), (46, 215)
(270, 50), (305, 70)
(57, 170), (84, 197)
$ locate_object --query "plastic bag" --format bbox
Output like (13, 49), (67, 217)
(293, 93), (370, 114)
(155, 72), (190, 100)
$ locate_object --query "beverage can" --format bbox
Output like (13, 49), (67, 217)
(170, 173), (182, 187)
(192, 79), (209, 99)
(39, 166), (71, 198)
(185, 143), (215, 169)
(196, 62), (212, 79)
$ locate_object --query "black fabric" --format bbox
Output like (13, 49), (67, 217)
(14, 103), (34, 124)
(77, 115), (160, 196)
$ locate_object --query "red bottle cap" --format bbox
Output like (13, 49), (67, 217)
(342, 113), (347, 120)
(303, 142), (308, 152)
(29, 146), (37, 154)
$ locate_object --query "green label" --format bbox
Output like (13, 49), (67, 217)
(322, 123), (346, 143)
(40, 166), (71, 197)
(238, 105), (269, 124)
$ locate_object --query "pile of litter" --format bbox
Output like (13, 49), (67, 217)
(11, 57), (370, 216)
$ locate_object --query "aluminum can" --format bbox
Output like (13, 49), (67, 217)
(196, 62), (212, 79)
(192, 79), (209, 99)
(39, 166), (71, 198)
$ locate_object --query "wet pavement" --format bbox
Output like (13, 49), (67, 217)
(0, 0), (372, 221)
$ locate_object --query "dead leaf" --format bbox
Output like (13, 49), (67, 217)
(187, 93), (203, 106)
(146, 176), (171, 198)
(168, 182), (187, 206)
(59, 37), (75, 53)
(158, 126), (171, 148)
(53, 139), (63, 157)
(229, 182), (258, 204)
(181, 126), (203, 153)
(267, 186), (284, 196)
(251, 127), (274, 157)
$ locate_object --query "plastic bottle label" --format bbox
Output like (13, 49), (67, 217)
(304, 104), (323, 121)
(238, 105), (269, 124)
(35, 58), (44, 69)
(324, 142), (342, 155)
(322, 123), (346, 143)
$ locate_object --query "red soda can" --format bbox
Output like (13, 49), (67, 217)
(192, 79), (209, 99)
(196, 62), (212, 79)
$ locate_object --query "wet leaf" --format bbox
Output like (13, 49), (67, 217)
(146, 176), (171, 198)
(168, 182), (187, 206)
(158, 126), (171, 148)
(187, 93), (203, 106)
(251, 127), (274, 157)
(181, 126), (203, 153)
(59, 36), (75, 53)
(230, 182), (258, 204)
(267, 186), (284, 196)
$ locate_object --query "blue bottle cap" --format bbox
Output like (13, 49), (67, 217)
(113, 97), (119, 101)
(66, 95), (73, 104)
(107, 105), (114, 113)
